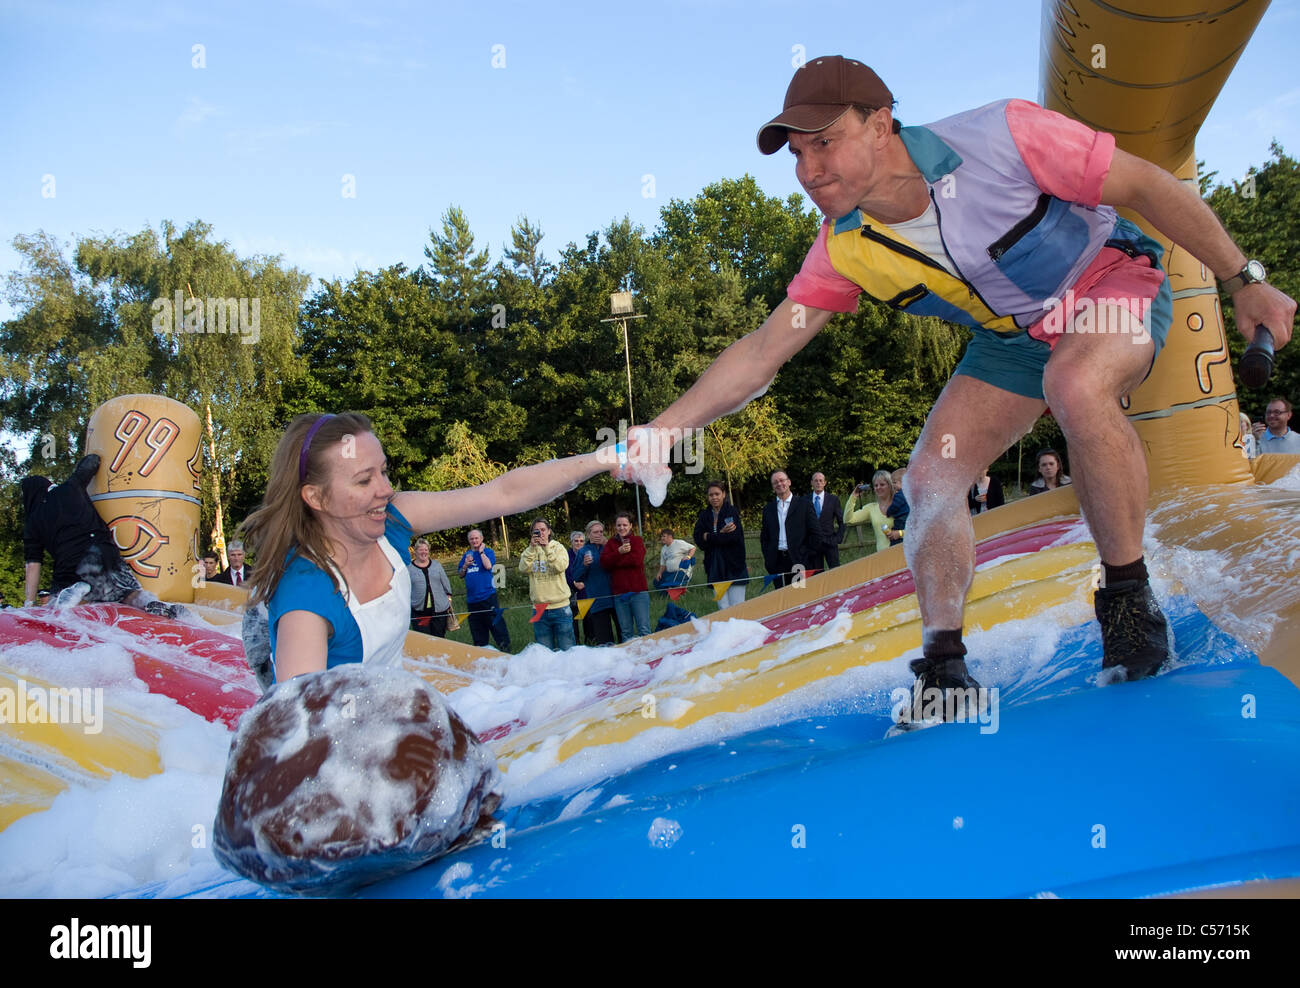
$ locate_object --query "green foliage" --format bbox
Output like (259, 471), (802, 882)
(702, 397), (793, 505)
(2, 221), (311, 540)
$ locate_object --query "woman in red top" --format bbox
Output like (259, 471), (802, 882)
(600, 511), (650, 638)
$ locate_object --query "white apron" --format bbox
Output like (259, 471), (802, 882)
(342, 537), (411, 668)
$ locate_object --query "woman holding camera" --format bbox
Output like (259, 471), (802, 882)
(601, 511), (651, 638)
(245, 412), (606, 682)
(844, 470), (907, 552)
(518, 518), (575, 651)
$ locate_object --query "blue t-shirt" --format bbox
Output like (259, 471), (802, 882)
(458, 546), (498, 603)
(1259, 428), (1300, 454)
(267, 506), (414, 672)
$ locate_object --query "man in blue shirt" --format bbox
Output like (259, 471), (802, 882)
(1255, 398), (1300, 454)
(457, 528), (511, 652)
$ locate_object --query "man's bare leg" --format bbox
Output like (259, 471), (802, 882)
(1043, 306), (1169, 680)
(1041, 308), (1150, 563)
(904, 375), (1046, 632)
(899, 374), (1046, 720)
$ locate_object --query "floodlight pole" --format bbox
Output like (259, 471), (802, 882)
(602, 294), (647, 533)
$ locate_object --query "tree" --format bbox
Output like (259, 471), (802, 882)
(701, 397), (793, 505)
(1, 221), (310, 541)
(424, 206), (491, 331)
(503, 215), (554, 288)
(412, 421), (510, 555)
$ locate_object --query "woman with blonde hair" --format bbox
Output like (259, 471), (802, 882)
(844, 470), (908, 552)
(243, 412), (609, 682)
(1239, 411), (1258, 460)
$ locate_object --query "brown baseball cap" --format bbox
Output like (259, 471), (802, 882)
(757, 55), (894, 155)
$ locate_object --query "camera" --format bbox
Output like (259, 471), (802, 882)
(531, 529), (544, 537)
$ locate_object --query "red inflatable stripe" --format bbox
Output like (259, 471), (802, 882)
(0, 606), (258, 730)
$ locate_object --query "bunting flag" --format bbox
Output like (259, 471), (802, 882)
(802, 568), (819, 579)
(454, 612), (470, 628)
(574, 597), (596, 621)
(666, 587), (687, 601)
(762, 573), (780, 588)
(529, 603), (548, 623)
(711, 581), (733, 602)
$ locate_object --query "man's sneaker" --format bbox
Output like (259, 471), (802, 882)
(1095, 580), (1170, 681)
(887, 655), (985, 735)
(143, 600), (189, 620)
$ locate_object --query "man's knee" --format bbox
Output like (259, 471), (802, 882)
(1044, 333), (1151, 418)
(904, 453), (972, 504)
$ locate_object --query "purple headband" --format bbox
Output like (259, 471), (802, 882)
(298, 414), (336, 483)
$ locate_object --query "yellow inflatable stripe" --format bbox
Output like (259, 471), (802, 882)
(0, 671), (163, 780)
(399, 660), (476, 696)
(494, 542), (1095, 764)
(0, 757), (69, 830)
(0, 671), (165, 832)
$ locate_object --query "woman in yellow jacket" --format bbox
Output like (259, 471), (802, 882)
(844, 471), (907, 552)
(518, 518), (575, 650)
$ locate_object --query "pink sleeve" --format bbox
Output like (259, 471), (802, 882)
(786, 222), (862, 313)
(1005, 99), (1115, 208)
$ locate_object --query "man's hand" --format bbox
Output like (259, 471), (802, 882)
(1232, 282), (1295, 349)
(1101, 150), (1296, 350)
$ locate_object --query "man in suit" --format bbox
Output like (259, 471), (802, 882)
(212, 540), (253, 588)
(760, 469), (821, 589)
(806, 471), (844, 570)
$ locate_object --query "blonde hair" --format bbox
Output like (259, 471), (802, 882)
(243, 411), (375, 607)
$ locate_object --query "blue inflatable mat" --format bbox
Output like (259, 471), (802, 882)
(162, 602), (1299, 899)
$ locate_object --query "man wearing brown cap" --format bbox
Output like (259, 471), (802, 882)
(625, 55), (1295, 715)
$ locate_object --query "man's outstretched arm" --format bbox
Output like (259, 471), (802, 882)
(1099, 148), (1295, 347)
(649, 297), (835, 433)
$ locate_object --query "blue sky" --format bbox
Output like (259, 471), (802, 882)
(2, 0), (1298, 312)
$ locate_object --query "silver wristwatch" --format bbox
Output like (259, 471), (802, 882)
(1221, 259), (1267, 294)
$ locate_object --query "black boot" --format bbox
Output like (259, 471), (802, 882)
(1095, 580), (1170, 681)
(889, 651), (985, 734)
(71, 453), (101, 488)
